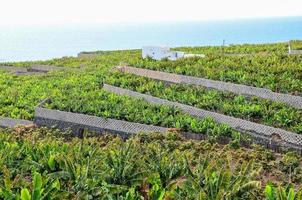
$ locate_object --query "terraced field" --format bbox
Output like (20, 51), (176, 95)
(0, 42), (302, 199)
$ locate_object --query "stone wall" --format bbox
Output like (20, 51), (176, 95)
(34, 106), (168, 138)
(116, 66), (302, 109)
(0, 116), (33, 128)
(289, 50), (302, 55)
(103, 84), (302, 153)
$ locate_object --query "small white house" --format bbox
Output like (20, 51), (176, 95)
(142, 46), (171, 60)
(142, 46), (205, 61)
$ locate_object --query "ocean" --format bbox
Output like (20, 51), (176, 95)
(0, 16), (301, 62)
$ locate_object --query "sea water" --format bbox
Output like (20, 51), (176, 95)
(0, 16), (301, 62)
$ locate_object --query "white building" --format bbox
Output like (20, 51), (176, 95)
(142, 46), (170, 60)
(142, 46), (205, 61)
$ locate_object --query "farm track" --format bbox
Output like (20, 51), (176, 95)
(116, 66), (302, 109)
(103, 83), (302, 149)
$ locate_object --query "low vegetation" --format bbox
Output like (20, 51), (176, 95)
(106, 72), (302, 133)
(129, 43), (302, 95)
(0, 42), (302, 199)
(0, 127), (302, 199)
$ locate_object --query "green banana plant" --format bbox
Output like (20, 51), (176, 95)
(20, 172), (60, 200)
(147, 173), (166, 200)
(103, 141), (146, 187)
(172, 157), (261, 200)
(265, 184), (302, 200)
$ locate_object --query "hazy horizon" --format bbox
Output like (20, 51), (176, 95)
(1, 15), (302, 28)
(1, 16), (301, 62)
(1, 0), (302, 26)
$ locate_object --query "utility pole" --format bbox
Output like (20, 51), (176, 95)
(222, 39), (225, 56)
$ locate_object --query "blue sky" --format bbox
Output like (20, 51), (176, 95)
(1, 0), (302, 26)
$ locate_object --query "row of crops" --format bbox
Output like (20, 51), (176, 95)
(128, 52), (302, 95)
(0, 127), (302, 199)
(105, 72), (302, 134)
(0, 42), (302, 199)
(175, 40), (302, 55)
(0, 43), (301, 135)
(0, 69), (239, 139)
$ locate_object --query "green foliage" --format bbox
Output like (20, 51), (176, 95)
(265, 184), (302, 200)
(106, 72), (302, 133)
(128, 46), (302, 94)
(279, 152), (302, 183)
(0, 127), (301, 199)
(21, 189), (31, 200)
(0, 42), (302, 199)
(0, 61), (239, 138)
(290, 40), (302, 51)
(280, 152), (300, 174)
(172, 158), (261, 200)
(104, 141), (145, 186)
(17, 172), (60, 200)
(147, 173), (166, 200)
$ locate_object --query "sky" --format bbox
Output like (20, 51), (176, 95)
(1, 0), (302, 26)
